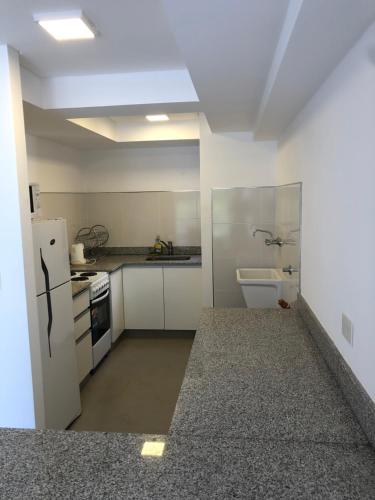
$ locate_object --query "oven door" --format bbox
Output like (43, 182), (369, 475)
(90, 289), (110, 346)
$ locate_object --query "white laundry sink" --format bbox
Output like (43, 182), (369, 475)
(236, 268), (283, 308)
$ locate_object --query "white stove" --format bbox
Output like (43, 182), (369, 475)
(71, 271), (109, 299)
(71, 270), (111, 368)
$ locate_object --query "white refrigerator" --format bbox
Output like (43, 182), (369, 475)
(32, 218), (81, 429)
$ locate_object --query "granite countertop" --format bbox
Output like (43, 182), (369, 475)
(70, 254), (202, 274)
(2, 308), (375, 499)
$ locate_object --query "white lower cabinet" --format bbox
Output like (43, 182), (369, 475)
(123, 267), (164, 329)
(110, 268), (125, 342)
(76, 331), (93, 383)
(164, 267), (202, 330)
(74, 310), (91, 341)
(122, 266), (202, 331)
(73, 290), (92, 384)
(73, 289), (90, 318)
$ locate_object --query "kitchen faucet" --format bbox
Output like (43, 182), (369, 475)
(252, 228), (274, 239)
(160, 240), (174, 255)
(282, 264), (298, 275)
(266, 236), (284, 247)
(252, 228), (284, 247)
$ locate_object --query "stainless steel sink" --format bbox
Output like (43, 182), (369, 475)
(146, 255), (191, 261)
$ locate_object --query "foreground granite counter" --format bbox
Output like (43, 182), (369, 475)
(1, 309), (375, 499)
(71, 254), (202, 273)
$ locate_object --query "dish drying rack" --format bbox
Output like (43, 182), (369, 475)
(75, 225), (109, 258)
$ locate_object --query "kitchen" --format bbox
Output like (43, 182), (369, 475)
(2, 1), (375, 497)
(28, 132), (203, 432)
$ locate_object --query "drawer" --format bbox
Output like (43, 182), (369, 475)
(74, 310), (91, 341)
(73, 289), (90, 318)
(76, 331), (93, 384)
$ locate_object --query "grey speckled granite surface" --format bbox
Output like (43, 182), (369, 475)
(1, 308), (375, 499)
(171, 309), (367, 445)
(297, 294), (375, 450)
(95, 246), (202, 256)
(71, 254), (202, 273)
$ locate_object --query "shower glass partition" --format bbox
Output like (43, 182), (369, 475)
(212, 183), (301, 308)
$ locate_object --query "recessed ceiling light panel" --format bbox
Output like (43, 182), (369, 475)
(145, 114), (169, 122)
(141, 441), (165, 457)
(34, 11), (95, 41)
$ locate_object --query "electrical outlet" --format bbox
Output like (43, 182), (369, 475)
(342, 314), (354, 346)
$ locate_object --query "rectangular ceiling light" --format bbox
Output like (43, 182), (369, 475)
(145, 114), (169, 122)
(34, 11), (95, 41)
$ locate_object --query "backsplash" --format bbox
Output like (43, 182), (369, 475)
(212, 187), (277, 307)
(40, 191), (201, 249)
(95, 246), (201, 256)
(211, 184), (301, 307)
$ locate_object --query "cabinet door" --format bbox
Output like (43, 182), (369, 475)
(73, 289), (90, 319)
(37, 282), (81, 429)
(123, 267), (164, 329)
(110, 268), (125, 342)
(76, 331), (93, 383)
(163, 267), (202, 330)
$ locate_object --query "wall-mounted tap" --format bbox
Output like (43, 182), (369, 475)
(253, 229), (284, 247)
(265, 236), (284, 247)
(282, 265), (298, 275)
(252, 228), (274, 239)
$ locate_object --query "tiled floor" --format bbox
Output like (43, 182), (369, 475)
(69, 331), (194, 434)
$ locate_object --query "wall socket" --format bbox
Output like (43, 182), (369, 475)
(342, 313), (354, 346)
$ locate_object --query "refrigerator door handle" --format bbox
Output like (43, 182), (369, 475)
(40, 249), (53, 357)
(45, 293), (53, 357)
(40, 248), (50, 291)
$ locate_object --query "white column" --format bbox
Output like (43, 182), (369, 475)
(0, 45), (44, 428)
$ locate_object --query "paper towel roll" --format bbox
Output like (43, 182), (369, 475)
(71, 243), (86, 265)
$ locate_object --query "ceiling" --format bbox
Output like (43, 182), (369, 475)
(162, 0), (289, 132)
(23, 103), (199, 149)
(4, 0), (375, 143)
(23, 102), (114, 148)
(0, 0), (183, 77)
(110, 113), (198, 125)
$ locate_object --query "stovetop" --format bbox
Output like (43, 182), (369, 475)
(70, 270), (108, 284)
(71, 270), (109, 299)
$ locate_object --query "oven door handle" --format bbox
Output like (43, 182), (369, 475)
(91, 289), (110, 304)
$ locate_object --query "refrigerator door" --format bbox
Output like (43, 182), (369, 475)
(37, 281), (81, 429)
(33, 219), (71, 296)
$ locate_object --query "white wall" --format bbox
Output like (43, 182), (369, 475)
(0, 46), (43, 428)
(200, 114), (277, 306)
(27, 137), (200, 247)
(26, 136), (200, 194)
(26, 135), (85, 192)
(277, 23), (375, 401)
(82, 144), (200, 192)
